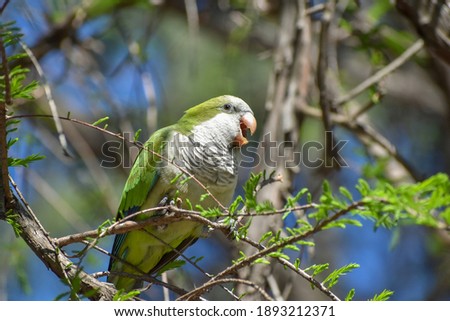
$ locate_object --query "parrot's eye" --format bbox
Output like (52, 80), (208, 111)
(222, 103), (233, 112)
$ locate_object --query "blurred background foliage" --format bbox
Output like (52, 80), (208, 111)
(1, 0), (449, 300)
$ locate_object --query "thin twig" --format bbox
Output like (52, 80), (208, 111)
(55, 247), (81, 300)
(177, 278), (274, 301)
(305, 3), (325, 16)
(107, 271), (188, 297)
(0, 0), (10, 15)
(350, 90), (385, 121)
(336, 39), (424, 105)
(317, 0), (337, 165)
(317, 0), (334, 133)
(9, 175), (47, 232)
(85, 242), (210, 299)
(345, 121), (422, 181)
(266, 274), (284, 300)
(238, 234), (340, 301)
(137, 224), (241, 301)
(20, 41), (71, 156)
(296, 103), (422, 181)
(85, 243), (190, 298)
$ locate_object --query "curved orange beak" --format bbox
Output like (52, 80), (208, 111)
(234, 112), (257, 147)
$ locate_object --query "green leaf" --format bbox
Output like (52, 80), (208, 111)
(286, 187), (309, 208)
(284, 244), (299, 252)
(199, 193), (209, 202)
(370, 289), (394, 301)
(185, 198), (193, 210)
(255, 200), (275, 213)
(323, 218), (363, 230)
(233, 251), (247, 264)
(356, 179), (371, 197)
(367, 0), (391, 22)
(345, 289), (356, 301)
(323, 263), (360, 288)
(259, 231), (273, 244)
(201, 207), (222, 218)
(92, 116), (109, 126)
(296, 240), (315, 247)
(157, 259), (186, 274)
(113, 289), (141, 301)
(304, 263), (329, 277)
(267, 251), (290, 260)
(253, 258), (270, 265)
(170, 172), (183, 184)
(8, 154), (45, 167)
(228, 195), (244, 215)
(134, 129), (142, 142)
(7, 137), (19, 148)
(243, 173), (262, 210)
(339, 186), (353, 201)
(323, 180), (331, 193)
(5, 210), (21, 236)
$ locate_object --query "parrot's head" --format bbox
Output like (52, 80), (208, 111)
(177, 95), (257, 148)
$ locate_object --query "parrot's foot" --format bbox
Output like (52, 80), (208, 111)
(169, 197), (183, 208)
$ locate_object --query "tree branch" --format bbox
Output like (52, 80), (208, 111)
(54, 206), (223, 247)
(20, 41), (71, 156)
(237, 234), (341, 301)
(296, 103), (422, 181)
(8, 190), (116, 300)
(336, 39), (425, 105)
(0, 0), (10, 15)
(178, 278), (274, 301)
(317, 0), (336, 164)
(0, 35), (12, 218)
(395, 0), (450, 65)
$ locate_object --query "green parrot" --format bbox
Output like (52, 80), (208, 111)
(107, 95), (257, 291)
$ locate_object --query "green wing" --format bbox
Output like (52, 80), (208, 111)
(108, 126), (173, 271)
